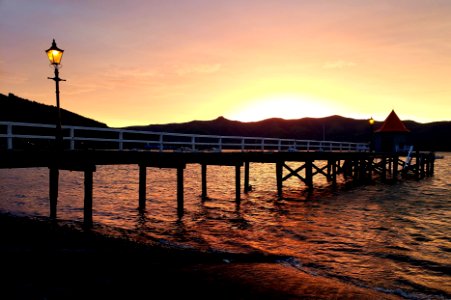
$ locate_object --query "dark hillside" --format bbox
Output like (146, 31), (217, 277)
(0, 93), (107, 128)
(403, 121), (451, 151)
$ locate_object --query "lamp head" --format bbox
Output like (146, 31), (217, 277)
(369, 117), (375, 126)
(45, 39), (64, 65)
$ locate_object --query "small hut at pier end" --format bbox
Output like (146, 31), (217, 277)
(373, 110), (410, 153)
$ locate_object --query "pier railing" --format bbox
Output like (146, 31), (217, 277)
(0, 121), (369, 152)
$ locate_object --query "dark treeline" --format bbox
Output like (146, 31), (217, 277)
(1, 93), (449, 151)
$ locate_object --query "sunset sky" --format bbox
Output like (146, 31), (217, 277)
(1, 0), (450, 127)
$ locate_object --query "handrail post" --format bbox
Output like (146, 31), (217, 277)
(118, 131), (124, 150)
(159, 134), (163, 151)
(241, 138), (245, 152)
(278, 140), (281, 151)
(7, 124), (13, 150)
(191, 136), (196, 152)
(70, 127), (75, 150)
(261, 139), (265, 151)
(218, 137), (222, 152)
(306, 141), (310, 152)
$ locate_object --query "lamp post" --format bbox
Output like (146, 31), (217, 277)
(369, 116), (375, 152)
(45, 39), (65, 151)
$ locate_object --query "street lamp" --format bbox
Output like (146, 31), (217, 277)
(368, 117), (375, 152)
(45, 39), (65, 150)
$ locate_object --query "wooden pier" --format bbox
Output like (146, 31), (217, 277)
(0, 121), (436, 227)
(0, 149), (435, 228)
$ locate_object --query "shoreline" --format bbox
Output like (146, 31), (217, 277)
(0, 213), (401, 299)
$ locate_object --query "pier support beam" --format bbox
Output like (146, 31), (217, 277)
(431, 155), (435, 176)
(420, 156), (426, 179)
(235, 165), (241, 202)
(392, 156), (399, 182)
(49, 163), (96, 226)
(415, 152), (420, 180)
(49, 167), (59, 219)
(142, 162), (186, 218)
(201, 164), (207, 200)
(244, 161), (250, 193)
(367, 158), (373, 181)
(177, 166), (184, 218)
(388, 158), (392, 175)
(276, 162), (283, 198)
(305, 160), (313, 189)
(430, 154), (435, 176)
(359, 159), (366, 182)
(326, 161), (332, 182)
(330, 160), (337, 185)
(84, 167), (94, 228)
(139, 164), (147, 210)
(381, 157), (387, 182)
(353, 159), (360, 181)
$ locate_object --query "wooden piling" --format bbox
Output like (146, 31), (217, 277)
(327, 161), (332, 182)
(359, 159), (366, 182)
(367, 158), (373, 181)
(331, 160), (337, 185)
(276, 162), (283, 198)
(388, 158), (393, 175)
(201, 164), (207, 200)
(139, 164), (146, 210)
(381, 157), (387, 182)
(235, 164), (241, 202)
(420, 156), (426, 178)
(430, 153), (435, 176)
(177, 166), (184, 218)
(49, 167), (59, 219)
(244, 161), (250, 193)
(305, 160), (313, 189)
(392, 156), (399, 181)
(426, 153), (435, 176)
(353, 159), (359, 181)
(342, 159), (351, 178)
(415, 151), (420, 180)
(84, 168), (94, 228)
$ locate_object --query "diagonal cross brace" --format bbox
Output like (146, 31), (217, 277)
(282, 163), (306, 183)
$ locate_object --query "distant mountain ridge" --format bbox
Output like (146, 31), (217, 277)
(126, 116), (450, 151)
(127, 115), (367, 141)
(1, 93), (449, 151)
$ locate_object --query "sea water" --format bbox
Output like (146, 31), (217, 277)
(0, 153), (450, 299)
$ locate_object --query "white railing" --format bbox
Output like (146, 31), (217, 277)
(0, 121), (369, 152)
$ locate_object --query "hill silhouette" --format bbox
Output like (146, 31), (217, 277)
(0, 93), (107, 128)
(1, 93), (449, 151)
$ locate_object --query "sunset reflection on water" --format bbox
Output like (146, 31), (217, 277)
(0, 154), (450, 299)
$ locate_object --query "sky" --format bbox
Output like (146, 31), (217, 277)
(1, 0), (450, 127)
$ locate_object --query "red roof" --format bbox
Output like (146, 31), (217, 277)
(375, 110), (410, 133)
